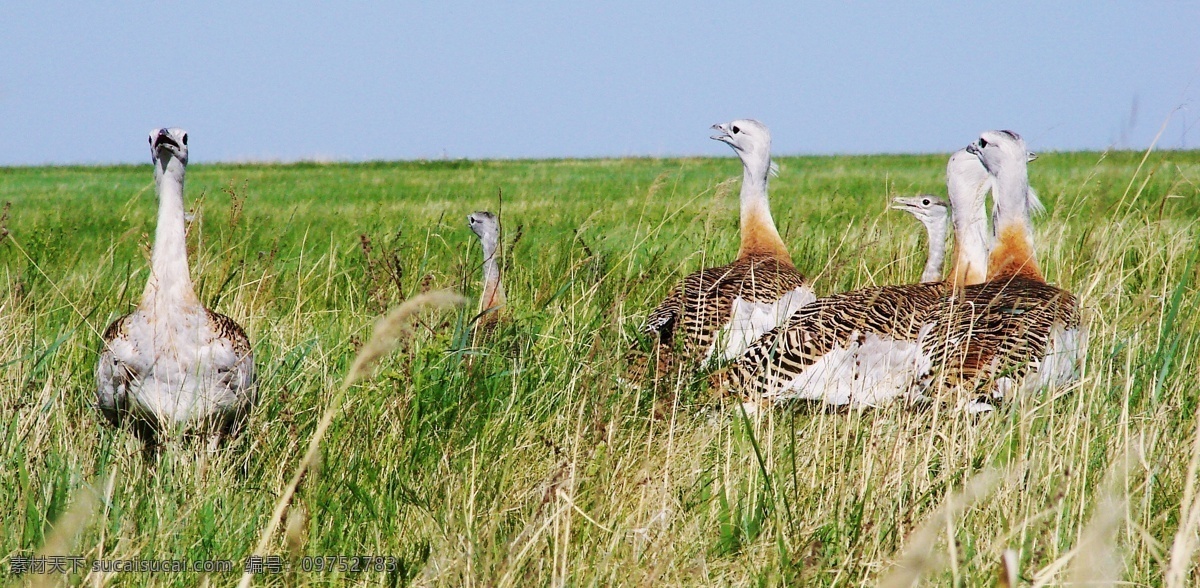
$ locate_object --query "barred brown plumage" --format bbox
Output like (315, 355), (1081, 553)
(206, 308), (254, 361)
(920, 275), (1080, 398)
(725, 282), (946, 403)
(643, 255), (808, 360)
(721, 148), (993, 407)
(632, 120), (814, 381)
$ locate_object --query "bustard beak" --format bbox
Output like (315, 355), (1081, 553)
(889, 196), (919, 212)
(965, 142), (981, 157)
(153, 130), (180, 151)
(710, 124), (738, 149)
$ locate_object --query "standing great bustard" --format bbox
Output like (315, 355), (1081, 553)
(922, 131), (1084, 402)
(640, 120), (813, 368)
(96, 128), (256, 449)
(891, 194), (950, 283)
(468, 211), (506, 330)
(721, 149), (993, 407)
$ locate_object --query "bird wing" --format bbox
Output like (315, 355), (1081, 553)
(728, 283), (944, 400)
(711, 285), (815, 362)
(205, 309), (257, 404)
(96, 313), (139, 425)
(641, 285), (682, 342)
(922, 277), (1079, 395)
(643, 256), (808, 360)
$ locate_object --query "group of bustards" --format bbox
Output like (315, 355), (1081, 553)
(642, 121), (1083, 411)
(97, 120), (1084, 451)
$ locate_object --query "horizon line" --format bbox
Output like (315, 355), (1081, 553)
(3, 146), (1196, 169)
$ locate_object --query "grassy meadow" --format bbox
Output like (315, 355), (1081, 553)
(2, 148), (1200, 586)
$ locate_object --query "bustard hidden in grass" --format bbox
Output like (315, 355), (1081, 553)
(891, 194), (950, 283)
(468, 210), (506, 331)
(921, 130), (1085, 405)
(638, 120), (813, 375)
(721, 148), (993, 408)
(96, 128), (256, 450)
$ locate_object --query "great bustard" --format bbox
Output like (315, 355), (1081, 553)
(639, 120), (813, 371)
(96, 128), (256, 449)
(468, 211), (506, 330)
(922, 130), (1084, 404)
(721, 149), (992, 407)
(891, 194), (950, 283)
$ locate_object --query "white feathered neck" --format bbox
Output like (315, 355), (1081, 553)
(141, 157), (199, 309)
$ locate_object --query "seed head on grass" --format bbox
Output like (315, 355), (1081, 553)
(284, 503), (308, 559)
(879, 469), (1000, 588)
(344, 290), (467, 387)
(996, 549), (1020, 588)
(238, 290), (465, 588)
(28, 488), (98, 588)
(1065, 450), (1132, 587)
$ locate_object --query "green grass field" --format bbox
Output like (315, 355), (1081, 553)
(2, 149), (1199, 586)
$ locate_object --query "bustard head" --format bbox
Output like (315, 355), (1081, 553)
(468, 211), (500, 248)
(149, 127), (189, 177)
(946, 148), (991, 204)
(890, 194), (949, 227)
(711, 119), (772, 171)
(965, 130), (1036, 176)
(967, 130), (1043, 219)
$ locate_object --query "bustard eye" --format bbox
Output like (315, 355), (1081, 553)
(148, 136), (153, 145)
(922, 198), (930, 206)
(181, 134), (188, 146)
(732, 125), (740, 134)
(979, 138), (989, 148)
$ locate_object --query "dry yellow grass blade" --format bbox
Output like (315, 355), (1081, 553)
(1062, 451), (1131, 587)
(1030, 450), (1132, 588)
(997, 549), (1019, 588)
(26, 488), (99, 588)
(1064, 495), (1125, 587)
(1164, 403), (1200, 587)
(878, 469), (1000, 588)
(236, 290), (466, 588)
(343, 290), (467, 387)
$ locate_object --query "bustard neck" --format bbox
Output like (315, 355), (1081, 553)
(948, 183), (990, 288)
(736, 160), (790, 263)
(987, 165), (1042, 281)
(479, 237), (505, 315)
(142, 163), (199, 308)
(921, 216), (948, 283)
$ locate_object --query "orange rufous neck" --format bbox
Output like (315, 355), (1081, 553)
(737, 204), (792, 263)
(988, 223), (1044, 282)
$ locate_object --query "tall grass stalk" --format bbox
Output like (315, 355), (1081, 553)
(237, 291), (464, 588)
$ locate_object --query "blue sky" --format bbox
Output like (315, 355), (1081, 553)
(2, 2), (1198, 165)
